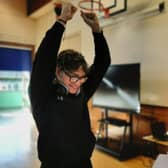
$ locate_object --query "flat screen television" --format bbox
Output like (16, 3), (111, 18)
(92, 63), (140, 114)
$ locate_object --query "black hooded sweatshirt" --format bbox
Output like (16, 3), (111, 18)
(29, 21), (110, 166)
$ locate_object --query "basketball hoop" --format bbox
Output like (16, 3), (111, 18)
(78, 0), (110, 18)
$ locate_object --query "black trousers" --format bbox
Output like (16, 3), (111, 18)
(40, 159), (92, 168)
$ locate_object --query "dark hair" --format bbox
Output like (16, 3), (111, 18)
(57, 49), (88, 73)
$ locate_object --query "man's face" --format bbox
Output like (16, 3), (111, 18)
(56, 66), (87, 94)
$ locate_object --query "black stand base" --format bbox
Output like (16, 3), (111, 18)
(95, 138), (140, 160)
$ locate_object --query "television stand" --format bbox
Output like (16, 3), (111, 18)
(95, 108), (138, 160)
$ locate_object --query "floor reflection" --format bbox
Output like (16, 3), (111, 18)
(0, 108), (40, 168)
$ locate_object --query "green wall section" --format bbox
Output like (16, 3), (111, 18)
(0, 91), (23, 108)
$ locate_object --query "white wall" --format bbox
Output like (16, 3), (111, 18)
(102, 0), (168, 107)
(0, 0), (36, 44)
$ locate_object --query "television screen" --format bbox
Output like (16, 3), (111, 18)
(92, 63), (140, 113)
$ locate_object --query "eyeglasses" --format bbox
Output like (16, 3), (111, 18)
(64, 71), (88, 83)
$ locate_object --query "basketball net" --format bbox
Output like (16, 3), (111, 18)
(78, 0), (110, 18)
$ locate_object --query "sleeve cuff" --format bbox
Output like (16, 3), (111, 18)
(56, 19), (66, 27)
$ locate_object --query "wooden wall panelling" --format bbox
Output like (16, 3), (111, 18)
(89, 101), (168, 154)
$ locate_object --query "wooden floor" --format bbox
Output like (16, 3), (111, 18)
(92, 150), (154, 168)
(0, 108), (154, 168)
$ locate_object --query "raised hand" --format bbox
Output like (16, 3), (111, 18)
(58, 2), (77, 22)
(80, 11), (101, 32)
